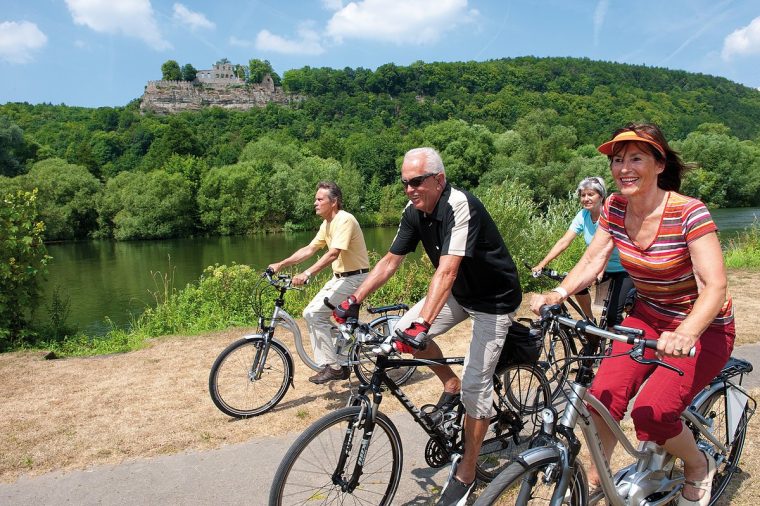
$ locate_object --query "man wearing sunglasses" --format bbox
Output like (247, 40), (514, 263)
(333, 147), (521, 506)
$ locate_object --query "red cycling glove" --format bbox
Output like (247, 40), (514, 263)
(332, 295), (360, 324)
(395, 321), (430, 351)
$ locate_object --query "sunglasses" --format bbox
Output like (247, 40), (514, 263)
(401, 172), (437, 188)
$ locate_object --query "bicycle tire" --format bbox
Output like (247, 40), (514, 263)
(687, 384), (750, 505)
(473, 449), (587, 505)
(351, 315), (416, 385)
(208, 337), (291, 418)
(269, 406), (403, 506)
(476, 363), (552, 482)
(537, 326), (572, 400)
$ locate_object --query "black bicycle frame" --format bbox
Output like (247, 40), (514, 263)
(334, 352), (466, 492)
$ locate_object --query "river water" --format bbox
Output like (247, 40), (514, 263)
(39, 207), (758, 335)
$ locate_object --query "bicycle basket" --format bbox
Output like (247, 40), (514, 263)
(496, 321), (542, 371)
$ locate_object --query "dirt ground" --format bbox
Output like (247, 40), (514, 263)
(2, 271), (760, 502)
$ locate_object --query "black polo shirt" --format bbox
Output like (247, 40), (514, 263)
(389, 183), (521, 314)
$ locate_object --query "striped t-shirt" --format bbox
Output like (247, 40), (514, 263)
(599, 192), (733, 326)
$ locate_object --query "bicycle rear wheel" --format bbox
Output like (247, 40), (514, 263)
(351, 315), (416, 385)
(477, 363), (552, 482)
(687, 383), (751, 504)
(208, 337), (291, 418)
(269, 406), (403, 506)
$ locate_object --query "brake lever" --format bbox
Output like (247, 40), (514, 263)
(630, 346), (685, 376)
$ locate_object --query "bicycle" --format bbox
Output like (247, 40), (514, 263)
(208, 269), (413, 418)
(529, 264), (635, 400)
(473, 304), (756, 506)
(268, 314), (553, 505)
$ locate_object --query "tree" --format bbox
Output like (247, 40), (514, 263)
(0, 189), (49, 348)
(181, 63), (197, 82)
(418, 119), (496, 189)
(0, 117), (36, 177)
(97, 170), (195, 240)
(22, 158), (102, 240)
(161, 60), (182, 81)
(248, 59), (281, 85)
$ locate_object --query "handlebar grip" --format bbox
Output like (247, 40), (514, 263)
(640, 338), (696, 357)
(323, 297), (336, 310)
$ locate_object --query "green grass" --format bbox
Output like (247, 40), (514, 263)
(724, 220), (760, 269)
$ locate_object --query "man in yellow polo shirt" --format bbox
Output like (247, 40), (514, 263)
(268, 181), (370, 384)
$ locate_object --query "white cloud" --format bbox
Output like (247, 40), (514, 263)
(722, 16), (760, 60)
(65, 0), (171, 50)
(593, 0), (608, 46)
(255, 22), (325, 55)
(325, 0), (475, 44)
(173, 3), (215, 31)
(0, 21), (47, 64)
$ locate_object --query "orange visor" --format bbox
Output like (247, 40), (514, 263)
(597, 130), (666, 157)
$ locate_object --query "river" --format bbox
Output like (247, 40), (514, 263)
(38, 207), (758, 336)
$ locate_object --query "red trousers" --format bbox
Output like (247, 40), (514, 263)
(587, 305), (734, 444)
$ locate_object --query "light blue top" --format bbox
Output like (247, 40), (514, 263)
(569, 208), (625, 273)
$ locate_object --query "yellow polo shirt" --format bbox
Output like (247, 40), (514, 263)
(308, 210), (370, 273)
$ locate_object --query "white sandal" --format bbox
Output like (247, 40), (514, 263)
(678, 450), (716, 506)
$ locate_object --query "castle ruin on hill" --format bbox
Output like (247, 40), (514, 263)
(140, 61), (297, 114)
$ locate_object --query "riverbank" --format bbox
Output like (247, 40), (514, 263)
(2, 270), (759, 484)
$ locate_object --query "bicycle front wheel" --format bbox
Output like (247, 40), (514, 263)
(473, 450), (587, 505)
(351, 315), (416, 385)
(537, 326), (572, 400)
(688, 384), (750, 504)
(208, 337), (291, 418)
(477, 363), (551, 482)
(269, 406), (403, 506)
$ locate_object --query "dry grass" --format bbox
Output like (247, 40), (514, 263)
(1, 270), (759, 505)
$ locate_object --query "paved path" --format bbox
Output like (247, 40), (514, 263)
(2, 344), (758, 506)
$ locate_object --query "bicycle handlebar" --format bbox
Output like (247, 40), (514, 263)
(524, 261), (566, 281)
(539, 304), (696, 358)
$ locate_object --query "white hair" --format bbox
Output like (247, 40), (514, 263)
(577, 176), (606, 199)
(404, 147), (445, 174)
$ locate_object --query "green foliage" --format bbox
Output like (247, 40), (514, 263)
(678, 127), (760, 207)
(724, 221), (760, 269)
(477, 182), (581, 293)
(248, 59), (281, 85)
(0, 189), (50, 349)
(22, 158), (102, 240)
(2, 57), (760, 243)
(0, 116), (37, 177)
(181, 63), (197, 82)
(419, 120), (495, 189)
(97, 170), (195, 240)
(197, 161), (269, 234)
(161, 60), (182, 81)
(134, 263), (264, 336)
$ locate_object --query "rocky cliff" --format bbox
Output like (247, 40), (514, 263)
(139, 80), (298, 114)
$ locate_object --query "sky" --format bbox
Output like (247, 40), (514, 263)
(1, 0), (759, 108)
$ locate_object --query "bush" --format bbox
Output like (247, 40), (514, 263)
(724, 220), (760, 269)
(0, 189), (50, 349)
(477, 182), (582, 293)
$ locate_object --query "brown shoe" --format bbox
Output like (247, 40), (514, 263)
(308, 366), (329, 383)
(309, 366), (350, 384)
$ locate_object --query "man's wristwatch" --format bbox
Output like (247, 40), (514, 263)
(414, 316), (431, 328)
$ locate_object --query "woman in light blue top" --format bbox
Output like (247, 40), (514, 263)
(533, 176), (632, 327)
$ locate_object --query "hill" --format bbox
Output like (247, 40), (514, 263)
(1, 55), (759, 242)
